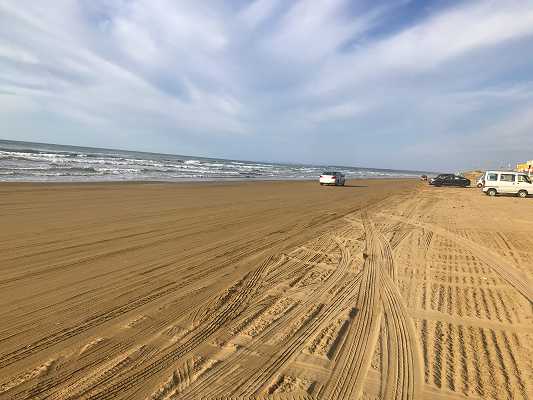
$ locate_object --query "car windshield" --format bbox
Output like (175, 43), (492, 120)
(323, 172), (335, 175)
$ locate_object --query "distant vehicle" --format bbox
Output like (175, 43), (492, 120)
(319, 171), (345, 186)
(476, 175), (485, 188)
(429, 173), (453, 185)
(482, 171), (532, 197)
(430, 174), (470, 187)
(420, 175), (428, 181)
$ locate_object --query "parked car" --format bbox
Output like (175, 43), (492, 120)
(482, 171), (532, 197)
(430, 174), (470, 187)
(319, 171), (345, 186)
(429, 173), (453, 184)
(476, 175), (485, 188)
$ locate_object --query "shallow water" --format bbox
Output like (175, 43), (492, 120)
(0, 139), (428, 182)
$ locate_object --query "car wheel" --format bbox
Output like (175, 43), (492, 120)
(518, 190), (528, 198)
(487, 188), (497, 197)
(477, 183), (483, 188)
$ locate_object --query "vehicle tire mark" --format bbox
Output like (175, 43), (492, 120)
(176, 237), (358, 398)
(319, 215), (383, 400)
(380, 213), (533, 304)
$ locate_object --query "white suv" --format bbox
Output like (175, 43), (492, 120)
(482, 171), (532, 197)
(319, 171), (346, 186)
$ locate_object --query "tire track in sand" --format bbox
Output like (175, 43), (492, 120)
(231, 242), (360, 397)
(0, 281), (179, 369)
(380, 213), (533, 304)
(318, 215), (383, 400)
(40, 255), (281, 400)
(175, 236), (359, 398)
(320, 215), (423, 400)
(375, 227), (424, 400)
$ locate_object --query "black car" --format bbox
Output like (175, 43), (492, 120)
(430, 174), (470, 187)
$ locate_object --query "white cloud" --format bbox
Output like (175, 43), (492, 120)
(0, 0), (245, 137)
(0, 43), (38, 64)
(378, 0), (533, 69)
(309, 1), (533, 97)
(1, 0), (533, 169)
(473, 106), (533, 148)
(239, 0), (281, 28)
(263, 0), (383, 64)
(309, 101), (370, 123)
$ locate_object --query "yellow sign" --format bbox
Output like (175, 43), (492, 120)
(516, 160), (533, 172)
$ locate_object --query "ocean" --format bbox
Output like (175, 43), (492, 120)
(0, 139), (427, 182)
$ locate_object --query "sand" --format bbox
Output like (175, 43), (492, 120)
(0, 180), (531, 400)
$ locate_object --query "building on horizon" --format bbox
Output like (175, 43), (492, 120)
(516, 160), (533, 173)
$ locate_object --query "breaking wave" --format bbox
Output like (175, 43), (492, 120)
(0, 140), (426, 182)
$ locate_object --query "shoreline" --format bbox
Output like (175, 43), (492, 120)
(0, 176), (419, 187)
(0, 139), (433, 183)
(0, 175), (422, 185)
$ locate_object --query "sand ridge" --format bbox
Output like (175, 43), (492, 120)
(0, 180), (531, 399)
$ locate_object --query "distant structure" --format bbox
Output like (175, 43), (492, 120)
(516, 160), (533, 174)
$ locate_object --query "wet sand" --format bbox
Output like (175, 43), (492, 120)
(0, 180), (531, 399)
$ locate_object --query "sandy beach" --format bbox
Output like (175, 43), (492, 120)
(0, 179), (531, 400)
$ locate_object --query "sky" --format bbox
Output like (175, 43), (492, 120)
(1, 0), (533, 171)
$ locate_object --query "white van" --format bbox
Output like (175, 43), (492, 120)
(482, 171), (532, 197)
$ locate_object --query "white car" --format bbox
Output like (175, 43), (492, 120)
(319, 171), (345, 186)
(482, 171), (532, 197)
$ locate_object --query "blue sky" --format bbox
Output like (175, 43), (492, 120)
(1, 0), (533, 171)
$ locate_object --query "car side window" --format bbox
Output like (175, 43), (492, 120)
(486, 173), (497, 181)
(500, 174), (515, 182)
(518, 175), (532, 183)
